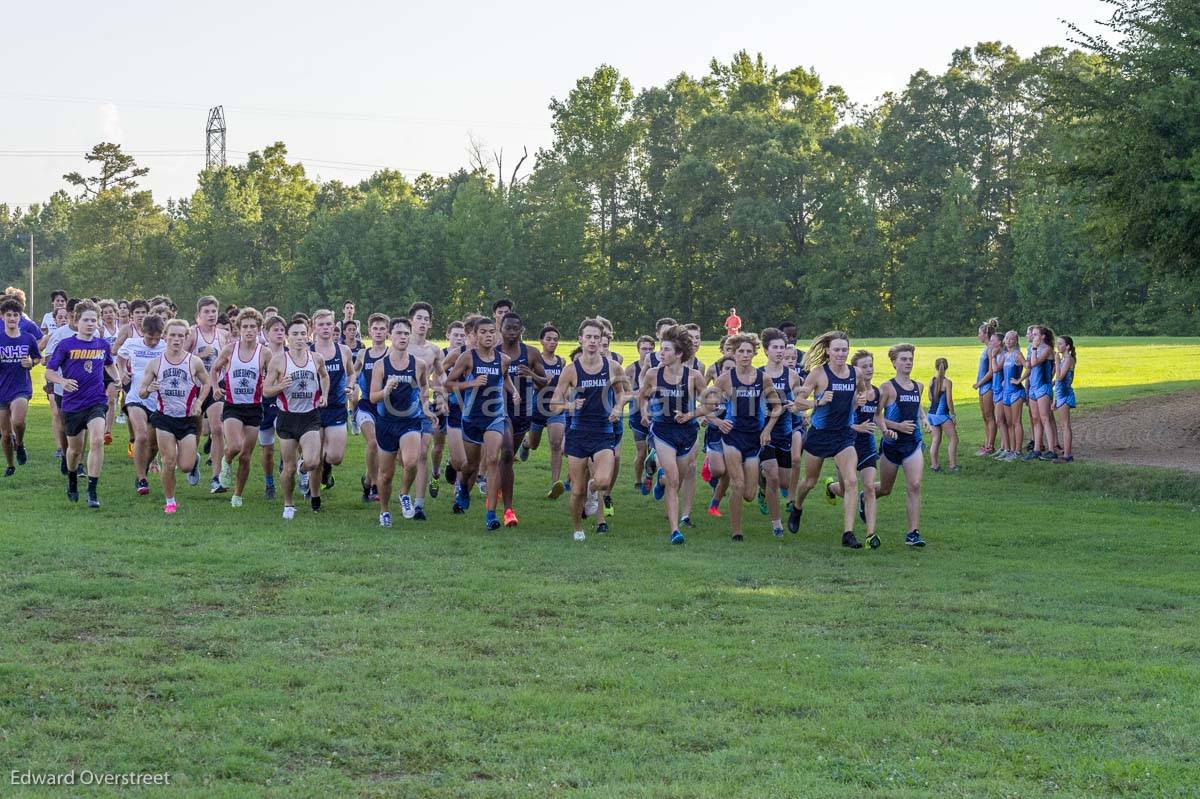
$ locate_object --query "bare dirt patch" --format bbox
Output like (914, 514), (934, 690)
(1073, 390), (1200, 472)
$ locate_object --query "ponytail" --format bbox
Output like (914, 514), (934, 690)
(931, 357), (948, 405)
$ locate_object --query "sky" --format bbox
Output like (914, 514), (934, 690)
(1, 0), (1110, 208)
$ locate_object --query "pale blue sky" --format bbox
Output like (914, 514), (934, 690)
(1, 0), (1109, 207)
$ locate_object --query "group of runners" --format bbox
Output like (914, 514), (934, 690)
(0, 286), (1079, 547)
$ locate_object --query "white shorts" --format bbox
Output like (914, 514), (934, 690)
(354, 409), (376, 430)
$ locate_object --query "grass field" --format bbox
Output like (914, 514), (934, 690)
(2, 337), (1198, 797)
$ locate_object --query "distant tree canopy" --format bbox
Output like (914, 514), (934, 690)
(3, 4), (1198, 336)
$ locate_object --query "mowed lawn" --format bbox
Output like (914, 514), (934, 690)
(1, 337), (1198, 797)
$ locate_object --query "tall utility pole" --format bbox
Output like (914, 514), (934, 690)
(206, 106), (227, 169)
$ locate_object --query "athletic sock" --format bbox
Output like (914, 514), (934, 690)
(414, 498), (424, 510)
(67, 472), (78, 491)
(166, 496), (175, 505)
(87, 477), (98, 493)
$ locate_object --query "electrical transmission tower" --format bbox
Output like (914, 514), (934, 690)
(206, 106), (226, 169)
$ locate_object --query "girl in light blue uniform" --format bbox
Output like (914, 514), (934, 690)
(1023, 324), (1058, 461)
(998, 331), (1026, 462)
(926, 357), (958, 472)
(1053, 335), (1076, 463)
(972, 319), (999, 456)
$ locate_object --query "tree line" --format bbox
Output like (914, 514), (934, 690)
(2, 0), (1197, 337)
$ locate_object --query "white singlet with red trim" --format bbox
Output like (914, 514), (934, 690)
(279, 350), (320, 413)
(156, 352), (200, 417)
(224, 341), (264, 406)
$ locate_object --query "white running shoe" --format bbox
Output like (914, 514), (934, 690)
(584, 482), (599, 518)
(282, 505), (296, 520)
(478, 474), (488, 495)
(400, 494), (415, 519)
(219, 460), (233, 489)
(573, 530), (586, 542)
(230, 495), (243, 508)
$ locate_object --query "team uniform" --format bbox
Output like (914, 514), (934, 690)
(721, 368), (766, 460)
(565, 358), (616, 460)
(789, 365), (808, 441)
(150, 353), (201, 440)
(853, 386), (880, 471)
(1027, 345), (1051, 402)
(803, 364), (858, 458)
(117, 335), (166, 416)
(1053, 364), (1076, 409)
(530, 354), (565, 432)
(355, 347), (388, 431)
(460, 351), (507, 444)
(0, 330), (40, 410)
(317, 343), (348, 429)
(375, 353), (423, 453)
(927, 386), (952, 427)
(192, 328), (222, 414)
(505, 343), (534, 448)
(628, 359), (650, 443)
(1001, 351), (1025, 406)
(977, 347), (992, 397)
(704, 360), (729, 455)
(47, 335), (112, 436)
(647, 367), (698, 457)
(881, 378), (923, 464)
(220, 341), (265, 428)
(761, 369), (793, 467)
(275, 351), (322, 440)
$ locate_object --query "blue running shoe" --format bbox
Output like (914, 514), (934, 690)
(670, 530), (685, 545)
(653, 468), (666, 501)
(485, 510), (500, 531)
(905, 530), (926, 547)
(680, 515), (694, 529)
(773, 525), (784, 539)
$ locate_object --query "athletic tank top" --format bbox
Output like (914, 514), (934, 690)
(463, 350), (504, 424)
(539, 354), (564, 416)
(809, 364), (857, 431)
(1028, 345), (1048, 393)
(1003, 350), (1023, 389)
(929, 380), (949, 416)
(279, 350), (320, 413)
(156, 352), (200, 417)
(568, 357), (613, 433)
(505, 343), (532, 419)
(791, 366), (809, 428)
(224, 341), (263, 406)
(101, 323), (120, 352)
(191, 327), (220, 372)
(119, 335), (166, 407)
(316, 342), (347, 408)
(855, 386), (880, 447)
(1055, 365), (1075, 396)
(648, 351), (661, 369)
(977, 347), (990, 386)
(764, 368), (793, 441)
(991, 352), (1005, 394)
(377, 352), (420, 419)
(357, 347), (387, 411)
(884, 378), (923, 445)
(650, 366), (695, 426)
(725, 367), (765, 433)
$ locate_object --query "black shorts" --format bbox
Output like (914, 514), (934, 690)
(201, 393), (222, 415)
(150, 411), (199, 441)
(760, 442), (792, 469)
(63, 403), (107, 437)
(123, 400), (152, 419)
(221, 403), (264, 428)
(276, 409), (322, 441)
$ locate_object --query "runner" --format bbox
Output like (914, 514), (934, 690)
(312, 309), (356, 493)
(0, 296), (41, 476)
(407, 302), (445, 518)
(44, 300), (120, 507)
(39, 289), (67, 334)
(638, 324), (708, 544)
(368, 317), (438, 525)
(209, 308), (270, 506)
(972, 318), (999, 456)
(429, 320), (466, 497)
(498, 311), (546, 527)
(709, 333), (781, 541)
(626, 335), (657, 494)
(138, 319), (208, 514)
(256, 315), (287, 499)
(1022, 325), (1058, 462)
(98, 299), (121, 444)
(263, 318), (330, 518)
(999, 331), (1027, 462)
(701, 338), (735, 516)
(1053, 335), (1076, 464)
(551, 318), (630, 541)
(759, 328), (803, 538)
(825, 350), (882, 545)
(873, 343), (928, 547)
(520, 323), (567, 498)
(116, 312), (166, 495)
(184, 295), (228, 493)
(353, 313), (390, 503)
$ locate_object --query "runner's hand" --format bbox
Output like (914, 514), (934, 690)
(19, 355), (32, 368)
(818, 390), (833, 406)
(62, 379), (78, 392)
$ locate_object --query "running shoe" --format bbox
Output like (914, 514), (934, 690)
(219, 460), (233, 489)
(653, 469), (666, 501)
(773, 525), (784, 539)
(136, 478), (150, 496)
(310, 496), (322, 513)
(4, 466), (14, 477)
(485, 510), (501, 531)
(603, 495), (614, 517)
(282, 505), (296, 520)
(429, 475), (440, 498)
(67, 486), (78, 503)
(929, 465), (942, 473)
(187, 462), (200, 487)
(16, 445), (26, 465)
(823, 477), (837, 505)
(787, 501), (802, 534)
(126, 442), (134, 458)
(701, 459), (712, 484)
(116, 413), (126, 425)
(455, 483), (471, 512)
(1021, 450), (1042, 462)
(503, 508), (518, 528)
(87, 492), (100, 509)
(595, 521), (608, 534)
(322, 462), (335, 490)
(948, 465), (962, 473)
(264, 479), (276, 500)
(1054, 455), (1074, 464)
(573, 530), (586, 542)
(731, 533), (744, 542)
(1038, 451), (1056, 461)
(644, 450), (657, 481)
(103, 432), (112, 446)
(975, 446), (993, 456)
(361, 475), (372, 503)
(412, 508), (427, 521)
(670, 530), (685, 545)
(401, 494), (415, 519)
(757, 488), (768, 515)
(298, 469), (310, 498)
(842, 531), (863, 549)
(708, 498), (722, 517)
(379, 511), (392, 528)
(230, 495), (243, 508)
(640, 477), (651, 496)
(680, 515), (694, 529)
(478, 475), (488, 495)
(547, 480), (565, 500)
(164, 501), (177, 514)
(210, 477), (227, 494)
(584, 489), (599, 518)
(866, 533), (880, 549)
(518, 442), (530, 462)
(905, 530), (926, 546)
(203, 437), (212, 455)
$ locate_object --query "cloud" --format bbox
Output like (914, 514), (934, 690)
(97, 102), (123, 143)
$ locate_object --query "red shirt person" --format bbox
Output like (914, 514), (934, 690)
(723, 308), (742, 337)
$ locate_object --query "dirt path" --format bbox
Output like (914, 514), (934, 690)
(1072, 390), (1200, 472)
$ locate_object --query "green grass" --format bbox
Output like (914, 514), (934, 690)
(2, 338), (1198, 797)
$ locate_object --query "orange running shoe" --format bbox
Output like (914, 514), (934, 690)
(104, 432), (112, 446)
(503, 508), (519, 528)
(127, 442), (134, 458)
